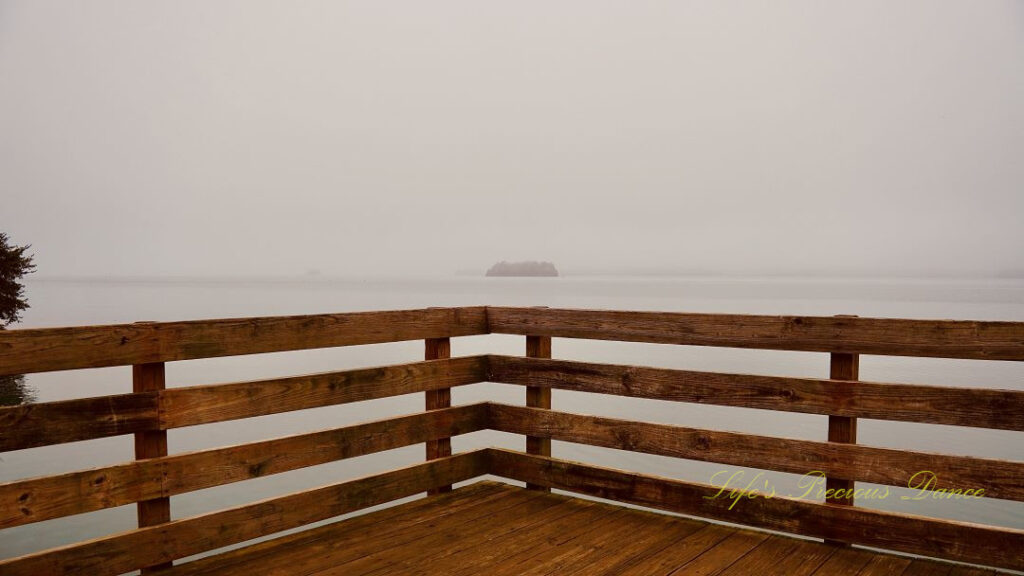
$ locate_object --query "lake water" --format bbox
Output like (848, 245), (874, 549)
(2, 275), (1023, 561)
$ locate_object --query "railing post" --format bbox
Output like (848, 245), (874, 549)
(526, 335), (552, 491)
(425, 337), (452, 494)
(825, 316), (859, 547)
(133, 359), (171, 573)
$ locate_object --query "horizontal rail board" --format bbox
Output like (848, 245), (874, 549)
(161, 356), (487, 428)
(486, 449), (1024, 571)
(0, 405), (488, 528)
(488, 356), (1024, 431)
(0, 306), (488, 376)
(0, 357), (488, 451)
(0, 450), (488, 576)
(487, 307), (1024, 360)
(487, 404), (1024, 501)
(0, 392), (159, 451)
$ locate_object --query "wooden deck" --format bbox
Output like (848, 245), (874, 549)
(162, 481), (1004, 576)
(2, 307), (1020, 574)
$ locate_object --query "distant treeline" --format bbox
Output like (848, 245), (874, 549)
(485, 261), (559, 277)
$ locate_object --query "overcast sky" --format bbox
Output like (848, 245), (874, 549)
(1, 1), (1022, 277)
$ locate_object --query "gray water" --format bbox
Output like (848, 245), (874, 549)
(2, 275), (1023, 560)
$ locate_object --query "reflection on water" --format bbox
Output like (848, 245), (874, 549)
(0, 374), (35, 406)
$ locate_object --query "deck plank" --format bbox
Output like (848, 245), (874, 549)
(902, 559), (955, 575)
(475, 507), (636, 575)
(344, 491), (594, 575)
(163, 481), (1013, 576)
(166, 482), (516, 576)
(666, 529), (771, 575)
(515, 507), (686, 575)
(282, 487), (550, 576)
(578, 513), (706, 575)
(810, 546), (874, 574)
(859, 554), (914, 574)
(415, 499), (619, 575)
(716, 536), (836, 575)
(614, 523), (736, 576)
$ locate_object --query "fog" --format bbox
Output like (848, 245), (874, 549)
(1, 1), (1022, 278)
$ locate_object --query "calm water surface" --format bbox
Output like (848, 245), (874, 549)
(2, 275), (1022, 559)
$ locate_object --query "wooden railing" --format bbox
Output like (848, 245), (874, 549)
(0, 306), (1021, 574)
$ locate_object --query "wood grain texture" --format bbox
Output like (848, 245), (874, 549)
(0, 356), (487, 451)
(485, 404), (1023, 501)
(132, 361), (170, 573)
(666, 529), (769, 575)
(525, 335), (552, 491)
(717, 536), (836, 575)
(485, 449), (1024, 571)
(161, 482), (518, 576)
(487, 356), (1024, 431)
(0, 451), (488, 576)
(825, 350), (858, 546)
(108, 482), (1001, 576)
(486, 307), (1024, 360)
(425, 338), (453, 494)
(0, 392), (158, 451)
(0, 306), (488, 376)
(161, 355), (487, 428)
(0, 404), (487, 529)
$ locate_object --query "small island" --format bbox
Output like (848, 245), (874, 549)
(485, 261), (559, 277)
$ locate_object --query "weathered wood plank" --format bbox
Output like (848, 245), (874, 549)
(487, 356), (1024, 431)
(825, 349), (858, 546)
(133, 361), (171, 573)
(161, 482), (518, 576)
(901, 559), (954, 575)
(0, 404), (488, 528)
(487, 307), (1024, 360)
(525, 335), (552, 492)
(0, 392), (158, 451)
(161, 356), (487, 428)
(486, 404), (1023, 501)
(268, 483), (544, 576)
(856, 554), (913, 575)
(135, 482), (994, 576)
(486, 449), (1024, 571)
(513, 505), (675, 576)
(717, 536), (835, 575)
(0, 450), (488, 576)
(335, 487), (585, 574)
(806, 546), (873, 574)
(425, 338), (452, 495)
(609, 523), (734, 576)
(0, 357), (487, 451)
(472, 506), (635, 576)
(666, 529), (770, 575)
(0, 307), (489, 376)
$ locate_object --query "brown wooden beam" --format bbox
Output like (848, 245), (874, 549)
(485, 404), (1023, 502)
(0, 404), (488, 529)
(0, 392), (159, 452)
(486, 449), (1024, 571)
(487, 355), (1024, 431)
(0, 307), (489, 376)
(525, 335), (552, 491)
(487, 307), (1024, 360)
(425, 337), (453, 494)
(161, 356), (487, 429)
(133, 360), (170, 574)
(0, 357), (488, 452)
(0, 451), (488, 576)
(826, 348), (859, 546)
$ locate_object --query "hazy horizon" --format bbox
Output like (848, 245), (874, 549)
(3, 1), (1023, 279)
